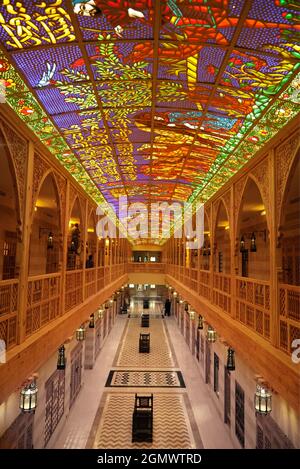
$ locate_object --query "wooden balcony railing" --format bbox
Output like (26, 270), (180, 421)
(279, 283), (300, 353)
(26, 273), (61, 337)
(213, 273), (232, 315)
(128, 262), (166, 274)
(65, 270), (83, 312)
(0, 279), (19, 349)
(198, 270), (211, 301)
(85, 267), (97, 299)
(97, 266), (105, 290)
(236, 277), (270, 342)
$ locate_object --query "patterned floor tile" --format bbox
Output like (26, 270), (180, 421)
(106, 370), (185, 388)
(115, 318), (174, 368)
(89, 392), (198, 449)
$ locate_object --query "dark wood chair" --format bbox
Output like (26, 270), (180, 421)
(141, 313), (149, 327)
(132, 394), (153, 443)
(139, 333), (150, 353)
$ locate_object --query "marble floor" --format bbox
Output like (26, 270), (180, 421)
(53, 302), (234, 449)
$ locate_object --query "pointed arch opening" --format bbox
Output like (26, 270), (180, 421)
(237, 178), (269, 280)
(67, 197), (83, 270)
(214, 201), (230, 274)
(29, 173), (61, 276)
(0, 130), (21, 280)
(200, 211), (210, 271)
(86, 210), (97, 269)
(279, 153), (300, 286)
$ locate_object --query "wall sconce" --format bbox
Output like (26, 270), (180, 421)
(240, 236), (245, 253)
(250, 232), (257, 252)
(105, 301), (109, 309)
(20, 379), (38, 413)
(39, 228), (54, 249)
(57, 345), (66, 370)
(76, 325), (85, 341)
(198, 315), (204, 330)
(109, 298), (114, 305)
(98, 308), (104, 319)
(254, 384), (272, 415)
(179, 299), (184, 304)
(226, 347), (235, 371)
(207, 326), (217, 343)
(173, 291), (177, 297)
(89, 313), (95, 328)
(189, 310), (195, 320)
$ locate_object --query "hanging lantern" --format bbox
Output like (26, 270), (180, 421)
(250, 232), (257, 252)
(57, 345), (66, 370)
(179, 299), (184, 304)
(254, 384), (272, 415)
(173, 291), (177, 297)
(110, 298), (114, 305)
(76, 325), (85, 341)
(184, 302), (189, 312)
(189, 310), (195, 320)
(226, 348), (235, 371)
(89, 313), (95, 328)
(47, 232), (54, 249)
(207, 243), (211, 256)
(207, 326), (217, 343)
(240, 236), (245, 252)
(198, 315), (203, 330)
(20, 379), (38, 413)
(98, 308), (104, 319)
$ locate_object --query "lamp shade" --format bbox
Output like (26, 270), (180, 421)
(57, 345), (66, 370)
(89, 313), (95, 328)
(47, 232), (54, 249)
(226, 348), (235, 371)
(20, 380), (38, 413)
(240, 236), (245, 252)
(250, 232), (257, 252)
(76, 326), (85, 341)
(198, 315), (203, 330)
(207, 326), (217, 342)
(255, 384), (272, 415)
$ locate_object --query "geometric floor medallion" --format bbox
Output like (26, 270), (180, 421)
(106, 370), (185, 388)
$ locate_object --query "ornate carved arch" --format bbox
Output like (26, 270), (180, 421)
(0, 122), (25, 239)
(276, 131), (300, 231)
(249, 157), (271, 231)
(31, 169), (63, 235)
(235, 174), (270, 244)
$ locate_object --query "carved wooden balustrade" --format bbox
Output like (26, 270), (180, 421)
(198, 270), (211, 301)
(84, 267), (97, 299)
(128, 262), (166, 274)
(0, 279), (18, 349)
(236, 277), (270, 342)
(213, 273), (232, 315)
(65, 270), (83, 312)
(26, 273), (61, 336)
(279, 283), (300, 353)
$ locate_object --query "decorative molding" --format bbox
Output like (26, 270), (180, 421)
(32, 153), (50, 210)
(250, 157), (270, 227)
(1, 122), (27, 231)
(212, 200), (220, 233)
(53, 172), (67, 234)
(221, 190), (231, 221)
(234, 176), (247, 233)
(275, 131), (300, 228)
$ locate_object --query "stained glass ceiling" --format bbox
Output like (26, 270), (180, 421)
(0, 0), (299, 241)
